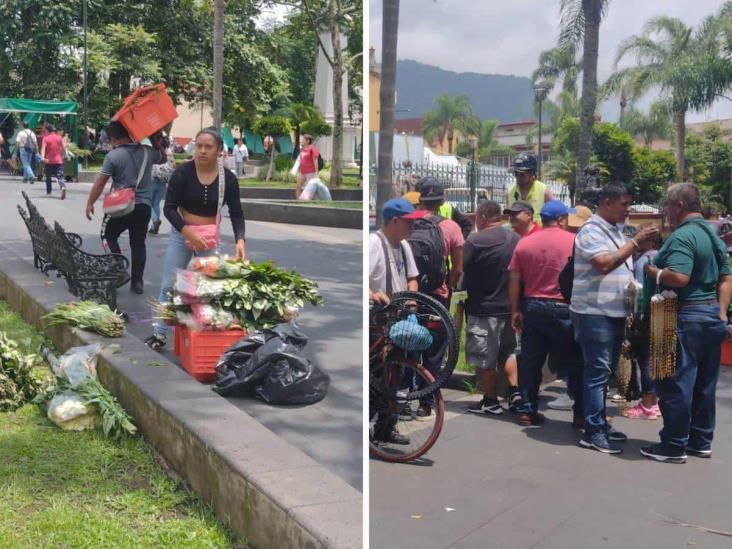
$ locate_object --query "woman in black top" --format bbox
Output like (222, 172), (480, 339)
(146, 127), (247, 350)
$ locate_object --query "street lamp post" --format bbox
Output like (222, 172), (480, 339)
(469, 135), (479, 212)
(534, 85), (548, 180)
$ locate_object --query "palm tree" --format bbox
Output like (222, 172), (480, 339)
(212, 0), (224, 130)
(612, 14), (728, 178)
(422, 94), (473, 154)
(619, 102), (673, 147)
(532, 44), (581, 97)
(463, 116), (512, 161)
(275, 103), (322, 157)
(559, 0), (609, 193)
(376, 0), (400, 225)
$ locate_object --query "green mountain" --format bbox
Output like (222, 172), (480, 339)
(395, 59), (534, 123)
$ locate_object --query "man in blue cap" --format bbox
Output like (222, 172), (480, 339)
(508, 200), (585, 427)
(369, 198), (424, 305)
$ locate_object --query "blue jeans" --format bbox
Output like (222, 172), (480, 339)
(152, 228), (216, 340)
(150, 180), (166, 223)
(19, 149), (35, 181)
(518, 299), (584, 416)
(656, 303), (727, 450)
(572, 313), (625, 434)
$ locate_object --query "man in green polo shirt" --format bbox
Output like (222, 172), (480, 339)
(642, 183), (732, 463)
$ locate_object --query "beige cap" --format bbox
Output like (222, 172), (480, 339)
(568, 205), (592, 228)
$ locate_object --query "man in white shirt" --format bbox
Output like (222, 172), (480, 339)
(369, 198), (424, 304)
(233, 138), (249, 177)
(15, 122), (38, 184)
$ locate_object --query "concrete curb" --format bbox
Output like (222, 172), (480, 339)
(240, 187), (362, 202)
(242, 201), (362, 229)
(0, 257), (362, 549)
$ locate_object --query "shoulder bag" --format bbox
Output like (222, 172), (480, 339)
(102, 146), (148, 218)
(184, 158), (226, 252)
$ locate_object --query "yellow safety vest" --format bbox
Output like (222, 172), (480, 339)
(507, 180), (547, 222)
(438, 202), (453, 220)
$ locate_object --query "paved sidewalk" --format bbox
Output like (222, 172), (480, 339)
(1, 177), (363, 490)
(371, 374), (732, 549)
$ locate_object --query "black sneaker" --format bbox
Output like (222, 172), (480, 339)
(131, 280), (144, 294)
(640, 443), (687, 463)
(508, 386), (523, 411)
(579, 431), (622, 454)
(686, 445), (712, 458)
(416, 404), (432, 417)
(606, 425), (628, 442)
(468, 397), (503, 415)
(386, 429), (410, 445)
(145, 334), (166, 351)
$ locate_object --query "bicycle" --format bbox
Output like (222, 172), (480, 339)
(369, 291), (458, 463)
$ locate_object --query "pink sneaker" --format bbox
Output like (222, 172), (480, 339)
(649, 404), (661, 416)
(622, 403), (659, 420)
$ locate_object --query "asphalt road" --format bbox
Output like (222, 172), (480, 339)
(0, 176), (363, 491)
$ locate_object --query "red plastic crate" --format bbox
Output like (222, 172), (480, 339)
(722, 340), (732, 367)
(173, 325), (183, 357)
(178, 326), (246, 382)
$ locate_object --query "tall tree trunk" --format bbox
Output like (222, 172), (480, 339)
(376, 0), (400, 226)
(212, 0), (224, 130)
(576, 0), (602, 193)
(448, 128), (453, 154)
(266, 140), (276, 181)
(330, 2), (344, 188)
(619, 88), (627, 123)
(674, 110), (686, 181)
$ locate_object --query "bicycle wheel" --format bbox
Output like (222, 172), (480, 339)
(369, 360), (445, 463)
(387, 291), (458, 399)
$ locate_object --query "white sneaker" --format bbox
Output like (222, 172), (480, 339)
(547, 392), (574, 410)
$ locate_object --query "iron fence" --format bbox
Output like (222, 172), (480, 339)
(369, 163), (570, 213)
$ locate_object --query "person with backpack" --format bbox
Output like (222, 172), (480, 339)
(403, 177), (473, 239)
(640, 183), (732, 463)
(15, 122), (37, 184)
(569, 182), (659, 454)
(508, 200), (584, 427)
(412, 180), (464, 416)
(463, 200), (521, 416)
(84, 121), (167, 295)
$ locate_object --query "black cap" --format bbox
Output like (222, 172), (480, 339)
(419, 180), (445, 202)
(46, 124), (56, 132)
(513, 152), (538, 173)
(503, 200), (534, 215)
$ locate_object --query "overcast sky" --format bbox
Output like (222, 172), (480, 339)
(369, 0), (731, 123)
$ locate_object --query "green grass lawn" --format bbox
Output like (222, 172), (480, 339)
(0, 302), (238, 548)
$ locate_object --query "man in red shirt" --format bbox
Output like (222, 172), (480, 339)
(40, 124), (66, 199)
(508, 200), (584, 427)
(504, 200), (540, 238)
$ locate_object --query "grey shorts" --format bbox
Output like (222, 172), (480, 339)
(465, 315), (517, 370)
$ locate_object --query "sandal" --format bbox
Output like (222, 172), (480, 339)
(145, 334), (166, 351)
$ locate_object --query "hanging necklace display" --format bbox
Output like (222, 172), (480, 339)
(649, 269), (678, 380)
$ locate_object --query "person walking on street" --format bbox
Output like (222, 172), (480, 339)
(295, 134), (320, 199)
(149, 138), (175, 235)
(504, 200), (541, 238)
(641, 183), (732, 463)
(15, 122), (37, 184)
(464, 200), (521, 416)
(509, 200), (585, 427)
(40, 125), (66, 199)
(146, 127), (247, 350)
(84, 121), (167, 295)
(233, 138), (248, 178)
(570, 182), (659, 454)
(507, 153), (553, 222)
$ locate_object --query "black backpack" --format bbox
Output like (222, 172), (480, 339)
(408, 214), (447, 293)
(317, 152), (324, 172)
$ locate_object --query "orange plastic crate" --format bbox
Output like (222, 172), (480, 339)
(112, 83), (178, 142)
(178, 326), (246, 382)
(721, 340), (732, 367)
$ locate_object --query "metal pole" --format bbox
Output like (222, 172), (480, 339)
(83, 0), (88, 168)
(537, 97), (542, 181)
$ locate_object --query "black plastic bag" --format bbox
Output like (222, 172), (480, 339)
(212, 323), (329, 405)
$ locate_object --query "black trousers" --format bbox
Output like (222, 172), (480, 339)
(103, 203), (151, 284)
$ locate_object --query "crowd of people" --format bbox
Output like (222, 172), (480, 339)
(370, 152), (732, 463)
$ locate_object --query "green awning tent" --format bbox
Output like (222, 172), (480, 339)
(239, 129), (293, 156)
(0, 98), (79, 177)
